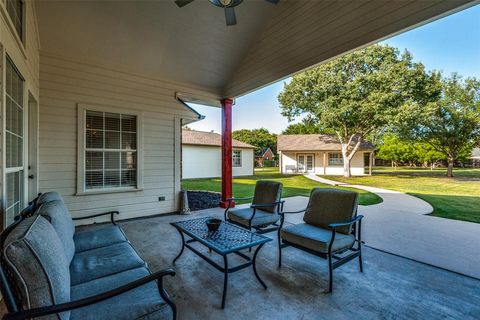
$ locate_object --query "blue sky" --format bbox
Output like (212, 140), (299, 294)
(188, 4), (480, 134)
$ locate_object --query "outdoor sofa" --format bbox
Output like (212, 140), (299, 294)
(0, 192), (176, 320)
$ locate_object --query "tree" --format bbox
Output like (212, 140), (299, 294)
(403, 74), (480, 177)
(278, 44), (440, 177)
(232, 128), (277, 155)
(282, 116), (320, 135)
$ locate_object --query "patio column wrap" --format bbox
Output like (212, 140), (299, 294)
(220, 98), (234, 208)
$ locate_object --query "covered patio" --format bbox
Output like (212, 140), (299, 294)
(120, 205), (480, 319)
(0, 0), (479, 319)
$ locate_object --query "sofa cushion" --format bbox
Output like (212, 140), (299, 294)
(74, 225), (127, 253)
(3, 216), (71, 320)
(70, 267), (171, 320)
(252, 180), (283, 213)
(37, 191), (64, 206)
(281, 223), (355, 254)
(70, 242), (146, 285)
(228, 207), (280, 227)
(303, 188), (358, 234)
(37, 200), (76, 263)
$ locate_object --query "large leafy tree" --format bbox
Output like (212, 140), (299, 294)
(402, 74), (480, 177)
(232, 128), (277, 155)
(278, 44), (440, 177)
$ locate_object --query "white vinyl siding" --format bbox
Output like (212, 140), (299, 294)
(39, 54), (201, 222)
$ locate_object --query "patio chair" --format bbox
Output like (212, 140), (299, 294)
(278, 188), (364, 293)
(224, 180), (284, 234)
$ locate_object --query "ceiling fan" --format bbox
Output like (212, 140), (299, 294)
(174, 0), (280, 26)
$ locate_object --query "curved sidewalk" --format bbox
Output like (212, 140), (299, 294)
(303, 174), (480, 279)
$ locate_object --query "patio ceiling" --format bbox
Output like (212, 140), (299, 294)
(36, 0), (476, 103)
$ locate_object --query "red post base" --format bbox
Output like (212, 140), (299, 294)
(219, 200), (235, 209)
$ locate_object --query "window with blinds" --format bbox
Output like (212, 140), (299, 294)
(328, 153), (344, 166)
(84, 110), (138, 190)
(5, 0), (23, 41)
(232, 150), (242, 167)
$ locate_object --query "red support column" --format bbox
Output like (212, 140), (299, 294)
(220, 98), (234, 208)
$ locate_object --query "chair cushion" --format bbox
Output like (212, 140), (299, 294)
(252, 180), (283, 213)
(70, 267), (171, 320)
(74, 225), (127, 253)
(3, 216), (71, 320)
(37, 191), (65, 206)
(281, 223), (355, 254)
(70, 242), (146, 285)
(228, 207), (280, 228)
(303, 188), (358, 234)
(36, 200), (76, 263)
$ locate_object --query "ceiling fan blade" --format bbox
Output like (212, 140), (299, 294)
(265, 0), (280, 4)
(175, 0), (195, 8)
(224, 7), (237, 26)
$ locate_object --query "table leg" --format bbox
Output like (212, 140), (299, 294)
(253, 243), (267, 290)
(172, 229), (185, 264)
(221, 255), (228, 309)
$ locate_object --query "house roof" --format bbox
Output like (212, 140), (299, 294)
(182, 130), (256, 149)
(277, 134), (375, 152)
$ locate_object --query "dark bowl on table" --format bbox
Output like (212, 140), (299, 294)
(206, 218), (222, 232)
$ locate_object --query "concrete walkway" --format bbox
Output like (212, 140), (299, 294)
(302, 174), (480, 279)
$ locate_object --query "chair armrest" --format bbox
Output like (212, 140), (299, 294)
(328, 215), (364, 229)
(279, 208), (307, 215)
(250, 200), (284, 209)
(3, 268), (176, 320)
(226, 196), (254, 202)
(72, 211), (120, 225)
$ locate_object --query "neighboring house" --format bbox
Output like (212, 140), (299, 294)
(277, 135), (375, 175)
(471, 147), (480, 168)
(255, 147), (275, 167)
(182, 130), (255, 179)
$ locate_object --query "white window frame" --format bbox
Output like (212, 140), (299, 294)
(328, 152), (344, 166)
(77, 104), (144, 195)
(232, 150), (242, 167)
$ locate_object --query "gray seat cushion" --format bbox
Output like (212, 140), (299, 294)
(252, 180), (283, 213)
(70, 267), (171, 320)
(70, 242), (146, 285)
(281, 223), (355, 254)
(37, 191), (65, 207)
(36, 200), (76, 263)
(303, 188), (358, 234)
(74, 225), (127, 253)
(3, 216), (71, 320)
(228, 207), (280, 227)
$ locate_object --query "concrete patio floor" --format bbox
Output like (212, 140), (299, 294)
(119, 208), (480, 320)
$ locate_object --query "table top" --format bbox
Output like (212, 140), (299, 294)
(171, 217), (272, 254)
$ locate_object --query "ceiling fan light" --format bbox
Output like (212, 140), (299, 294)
(219, 0), (233, 7)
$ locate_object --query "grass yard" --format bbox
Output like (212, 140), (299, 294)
(182, 168), (382, 206)
(325, 167), (480, 223)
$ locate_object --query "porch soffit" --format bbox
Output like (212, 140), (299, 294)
(36, 0), (477, 104)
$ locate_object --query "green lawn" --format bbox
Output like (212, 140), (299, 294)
(325, 167), (480, 223)
(182, 168), (382, 206)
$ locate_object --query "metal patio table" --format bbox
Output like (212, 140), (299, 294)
(171, 216), (272, 309)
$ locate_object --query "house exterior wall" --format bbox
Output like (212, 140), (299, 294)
(38, 53), (201, 223)
(0, 0), (41, 227)
(182, 145), (254, 179)
(280, 151), (368, 175)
